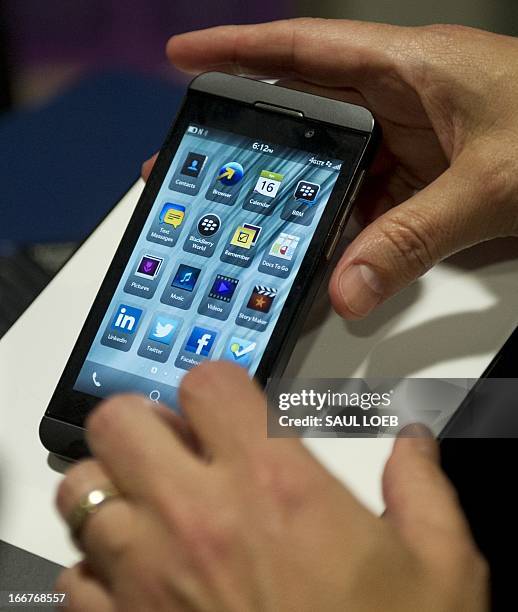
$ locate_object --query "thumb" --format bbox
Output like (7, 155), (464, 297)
(329, 152), (508, 319)
(141, 152), (158, 182)
(382, 424), (474, 557)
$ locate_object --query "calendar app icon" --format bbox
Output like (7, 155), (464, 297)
(253, 170), (284, 199)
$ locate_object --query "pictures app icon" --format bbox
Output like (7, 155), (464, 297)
(269, 233), (300, 261)
(135, 254), (163, 279)
(246, 285), (277, 314)
(111, 304), (143, 334)
(159, 203), (185, 228)
(294, 180), (320, 205)
(171, 264), (201, 292)
(208, 274), (239, 302)
(224, 336), (257, 368)
(185, 326), (217, 356)
(197, 213), (221, 237)
(148, 314), (180, 345)
(181, 152), (207, 178)
(229, 223), (262, 250)
(216, 162), (244, 186)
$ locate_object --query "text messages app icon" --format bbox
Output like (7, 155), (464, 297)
(230, 223), (262, 249)
(185, 326), (217, 356)
(159, 203), (185, 228)
(224, 336), (256, 368)
(148, 314), (180, 345)
(111, 304), (143, 334)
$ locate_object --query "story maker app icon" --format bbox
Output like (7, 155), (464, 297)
(246, 285), (277, 314)
(159, 203), (185, 229)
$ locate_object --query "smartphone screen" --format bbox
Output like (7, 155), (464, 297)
(73, 122), (345, 406)
(43, 82), (373, 430)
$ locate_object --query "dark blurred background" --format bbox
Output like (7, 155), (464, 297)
(1, 0), (517, 337)
(0, 2), (516, 607)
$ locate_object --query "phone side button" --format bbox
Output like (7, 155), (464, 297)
(349, 169), (367, 205)
(324, 228), (342, 260)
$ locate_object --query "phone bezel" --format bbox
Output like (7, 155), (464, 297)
(40, 73), (379, 457)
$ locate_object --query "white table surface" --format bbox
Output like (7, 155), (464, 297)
(1, 180), (517, 568)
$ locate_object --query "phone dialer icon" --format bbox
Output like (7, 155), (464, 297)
(92, 372), (102, 387)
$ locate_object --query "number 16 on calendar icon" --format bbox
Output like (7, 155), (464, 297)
(253, 170), (284, 199)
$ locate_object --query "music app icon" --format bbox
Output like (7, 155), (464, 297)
(171, 264), (201, 292)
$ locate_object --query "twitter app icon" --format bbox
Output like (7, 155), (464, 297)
(148, 314), (181, 345)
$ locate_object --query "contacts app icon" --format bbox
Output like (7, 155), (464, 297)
(180, 152), (207, 179)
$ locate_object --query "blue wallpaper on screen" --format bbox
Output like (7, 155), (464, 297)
(74, 125), (342, 407)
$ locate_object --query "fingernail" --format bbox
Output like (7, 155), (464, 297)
(398, 423), (438, 459)
(338, 264), (383, 317)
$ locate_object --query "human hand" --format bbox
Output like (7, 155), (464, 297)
(55, 362), (487, 611)
(142, 19), (518, 319)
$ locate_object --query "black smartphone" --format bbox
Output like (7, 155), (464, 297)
(439, 326), (518, 438)
(440, 327), (518, 608)
(40, 72), (380, 459)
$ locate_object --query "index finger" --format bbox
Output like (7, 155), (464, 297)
(166, 18), (403, 86)
(86, 394), (203, 503)
(178, 361), (308, 467)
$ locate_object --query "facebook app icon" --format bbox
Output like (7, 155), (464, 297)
(185, 326), (217, 356)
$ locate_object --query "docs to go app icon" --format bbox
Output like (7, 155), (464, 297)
(159, 203), (185, 229)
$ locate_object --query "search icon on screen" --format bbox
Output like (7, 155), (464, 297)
(149, 389), (161, 403)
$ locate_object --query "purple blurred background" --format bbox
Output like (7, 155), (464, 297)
(3, 0), (292, 105)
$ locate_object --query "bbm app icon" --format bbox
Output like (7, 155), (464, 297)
(294, 180), (320, 205)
